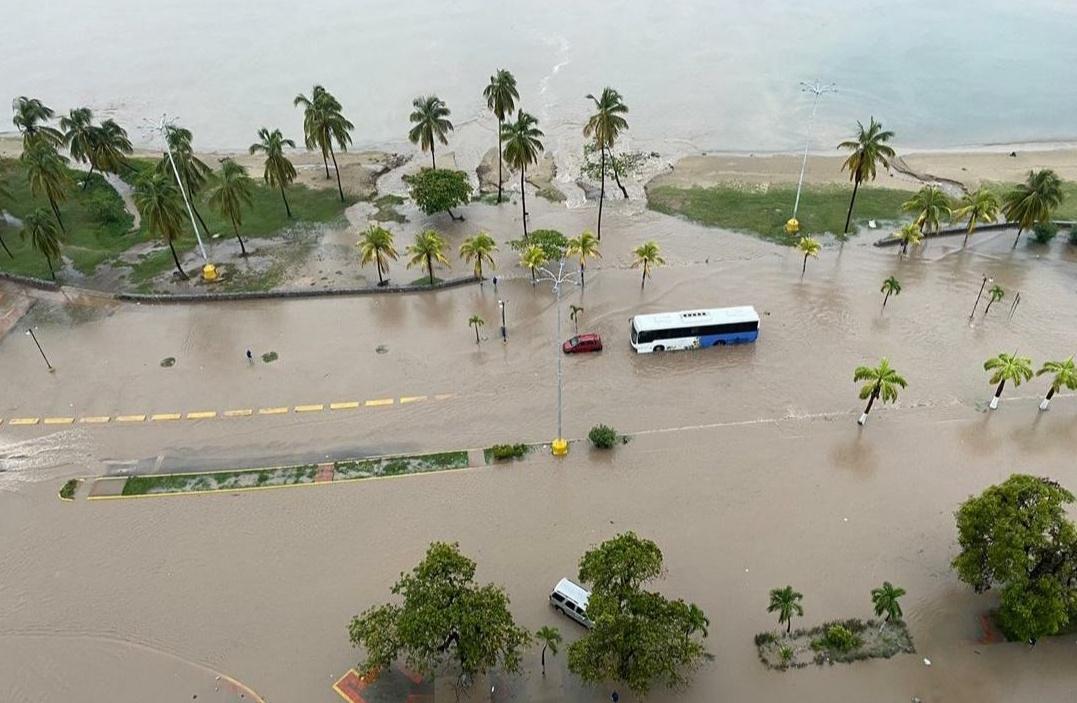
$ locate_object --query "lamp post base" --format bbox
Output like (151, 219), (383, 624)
(551, 438), (569, 456)
(202, 263), (219, 282)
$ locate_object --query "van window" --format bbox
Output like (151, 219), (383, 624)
(552, 592), (564, 603)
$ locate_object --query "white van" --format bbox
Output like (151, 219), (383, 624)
(549, 578), (592, 628)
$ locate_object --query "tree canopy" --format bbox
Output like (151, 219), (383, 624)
(405, 168), (473, 220)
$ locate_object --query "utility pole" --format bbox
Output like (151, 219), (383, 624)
(785, 80), (837, 236)
(534, 259), (578, 456)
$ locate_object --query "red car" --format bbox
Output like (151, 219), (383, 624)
(563, 333), (603, 354)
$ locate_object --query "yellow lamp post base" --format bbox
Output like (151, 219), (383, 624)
(202, 263), (219, 282)
(784, 218), (800, 235)
(551, 438), (569, 456)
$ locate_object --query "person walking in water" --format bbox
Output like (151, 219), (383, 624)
(246, 349), (254, 364)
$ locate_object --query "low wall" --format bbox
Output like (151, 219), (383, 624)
(873, 221), (1075, 247)
(114, 275), (481, 304)
(0, 270), (61, 291)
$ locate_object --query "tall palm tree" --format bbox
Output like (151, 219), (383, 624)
(158, 125), (212, 235)
(405, 229), (449, 285)
(519, 244), (547, 284)
(901, 185), (951, 239)
(207, 159), (255, 256)
(796, 236), (821, 274)
(249, 128), (297, 217)
(1036, 356), (1077, 411)
(501, 111), (544, 239)
(680, 602), (710, 646)
(19, 209), (62, 279)
(468, 314), (485, 344)
(838, 117), (896, 235)
(983, 351), (1034, 410)
(566, 230), (601, 285)
(952, 187), (1001, 248)
(895, 223), (922, 255)
(133, 171), (189, 279)
(483, 69), (519, 204)
(60, 107), (98, 187)
(21, 142), (71, 232)
(93, 119), (134, 176)
(11, 97), (62, 149)
(853, 357), (907, 425)
(408, 95), (453, 169)
(871, 582), (906, 623)
(1002, 169), (1064, 248)
(294, 85), (353, 201)
(569, 304), (584, 333)
(631, 240), (664, 289)
(459, 232), (497, 281)
(767, 586), (804, 635)
(984, 284), (1005, 315)
(583, 88), (629, 241)
(357, 224), (398, 286)
(536, 625), (562, 677)
(880, 276), (901, 307)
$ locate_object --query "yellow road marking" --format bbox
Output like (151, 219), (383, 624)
(294, 404), (324, 413)
(330, 401), (360, 410)
(80, 416), (111, 424)
(365, 398), (394, 407)
(186, 411), (217, 420)
(258, 407), (288, 415)
(151, 413), (182, 421)
(9, 418), (40, 426)
(400, 395), (427, 404)
(434, 394), (453, 400)
(116, 414), (146, 423)
(43, 417), (74, 425)
(224, 408), (253, 417)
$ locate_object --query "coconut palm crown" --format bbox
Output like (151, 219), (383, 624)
(1002, 169), (1063, 248)
(952, 187), (1001, 247)
(408, 95), (453, 169)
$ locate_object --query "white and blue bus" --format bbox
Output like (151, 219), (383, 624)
(630, 306), (759, 353)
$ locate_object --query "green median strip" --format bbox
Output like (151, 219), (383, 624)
(334, 450), (469, 479)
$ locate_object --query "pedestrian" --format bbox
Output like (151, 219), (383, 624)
(246, 349), (254, 364)
(492, 275), (498, 292)
(611, 692), (619, 702)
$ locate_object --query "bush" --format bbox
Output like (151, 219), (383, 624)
(490, 443), (528, 460)
(778, 645), (795, 663)
(1031, 222), (1058, 244)
(59, 478), (80, 500)
(813, 624), (861, 653)
(84, 189), (131, 226)
(588, 424), (619, 449)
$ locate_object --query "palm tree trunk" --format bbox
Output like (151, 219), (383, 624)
(641, 261), (647, 289)
(580, 261), (585, 287)
(0, 234), (13, 258)
(608, 147), (629, 198)
(48, 196), (66, 233)
(859, 388), (879, 425)
(496, 123), (503, 204)
(530, 266), (536, 284)
(787, 619), (792, 635)
(883, 290), (891, 307)
(521, 167), (528, 239)
(279, 184), (293, 218)
(963, 229), (970, 248)
(843, 178), (861, 234)
(985, 299), (995, 315)
(990, 380), (1005, 409)
(375, 252), (386, 285)
(476, 259), (483, 281)
(431, 146), (436, 170)
(427, 255), (434, 285)
(168, 238), (188, 279)
(597, 147), (606, 240)
(329, 144), (345, 202)
(1041, 386), (1056, 411)
(232, 218), (247, 256)
(1012, 227), (1023, 249)
(802, 253), (809, 274)
(474, 325), (480, 344)
(541, 645), (547, 676)
(184, 175), (211, 236)
(321, 144), (330, 179)
(46, 254), (56, 280)
(82, 163), (95, 190)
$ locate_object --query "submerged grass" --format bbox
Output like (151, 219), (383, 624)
(755, 618), (914, 670)
(334, 450), (469, 480)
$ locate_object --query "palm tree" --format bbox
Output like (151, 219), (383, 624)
(566, 230), (601, 285)
(405, 229), (449, 285)
(158, 125), (212, 235)
(984, 284), (1005, 315)
(901, 185), (951, 240)
(19, 209), (62, 279)
(11, 97), (62, 149)
(21, 142), (71, 232)
(838, 117), (896, 235)
(952, 187), (1001, 248)
(60, 107), (98, 187)
(208, 159), (255, 256)
(483, 69), (519, 204)
(468, 314), (485, 344)
(357, 225), (398, 286)
(880, 276), (902, 307)
(501, 111), (544, 239)
(294, 85), (353, 201)
(569, 304), (584, 333)
(983, 351), (1034, 410)
(796, 236), (821, 274)
(92, 119), (134, 177)
(894, 223), (922, 255)
(681, 602), (710, 646)
(583, 88), (629, 241)
(408, 95), (453, 169)
(536, 625), (562, 677)
(853, 357), (908, 425)
(519, 244), (547, 284)
(459, 232), (498, 281)
(871, 582), (906, 623)
(1036, 356), (1077, 411)
(631, 241), (665, 289)
(767, 586), (804, 635)
(249, 128), (297, 217)
(133, 172), (189, 279)
(1002, 170), (1063, 248)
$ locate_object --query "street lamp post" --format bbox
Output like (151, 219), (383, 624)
(25, 328), (54, 372)
(534, 259), (578, 456)
(786, 80), (837, 236)
(498, 299), (507, 341)
(970, 275), (992, 320)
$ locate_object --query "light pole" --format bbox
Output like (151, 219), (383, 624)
(534, 259), (578, 456)
(970, 275), (992, 320)
(26, 328), (54, 372)
(785, 80), (837, 236)
(498, 299), (507, 341)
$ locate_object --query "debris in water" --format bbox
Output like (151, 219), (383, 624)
(261, 351), (279, 363)
(923, 657), (931, 666)
(376, 345), (389, 354)
(160, 357), (176, 368)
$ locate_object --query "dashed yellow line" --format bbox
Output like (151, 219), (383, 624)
(258, 407), (289, 416)
(400, 395), (427, 404)
(80, 416), (111, 424)
(151, 413), (182, 422)
(365, 398), (394, 407)
(224, 409), (253, 417)
(294, 404), (324, 413)
(116, 414), (146, 423)
(186, 411), (217, 420)
(330, 401), (360, 410)
(43, 417), (74, 425)
(9, 418), (40, 426)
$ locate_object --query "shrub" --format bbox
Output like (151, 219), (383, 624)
(753, 632), (776, 646)
(779, 645), (795, 664)
(84, 189), (131, 226)
(490, 443), (528, 460)
(1031, 222), (1058, 244)
(59, 478), (80, 500)
(814, 624), (861, 653)
(588, 424), (619, 449)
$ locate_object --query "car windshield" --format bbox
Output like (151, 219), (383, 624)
(568, 336), (579, 346)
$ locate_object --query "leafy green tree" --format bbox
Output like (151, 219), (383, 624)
(19, 208), (62, 279)
(894, 222), (922, 255)
(952, 187), (1001, 248)
(468, 314), (485, 344)
(796, 236), (821, 274)
(133, 171), (188, 279)
(404, 168), (472, 221)
(157, 125), (212, 235)
(984, 351), (1034, 410)
(501, 111), (544, 239)
(519, 244), (547, 284)
(767, 586), (804, 634)
(249, 128), (297, 217)
(566, 230), (600, 285)
(583, 88), (629, 240)
(631, 240), (665, 289)
(11, 96), (62, 149)
(60, 107), (98, 187)
(1003, 169), (1064, 248)
(568, 532), (709, 696)
(853, 357), (907, 425)
(408, 95), (453, 169)
(902, 185), (951, 238)
(511, 229), (566, 260)
(569, 304), (583, 333)
(581, 143), (650, 199)
(207, 159), (255, 256)
(357, 224), (398, 286)
(881, 276), (901, 307)
(294, 85), (353, 201)
(406, 229), (449, 285)
(984, 284), (1005, 315)
(348, 542), (531, 685)
(1037, 356), (1077, 411)
(536, 625), (561, 677)
(953, 475), (1077, 643)
(838, 117), (896, 235)
(21, 142), (71, 232)
(459, 232), (497, 280)
(483, 69), (519, 204)
(871, 582), (906, 623)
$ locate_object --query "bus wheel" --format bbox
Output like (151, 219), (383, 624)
(654, 345), (665, 352)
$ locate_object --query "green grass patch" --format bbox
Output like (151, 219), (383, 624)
(371, 193), (407, 223)
(334, 450), (469, 480)
(647, 182), (910, 245)
(59, 478), (81, 500)
(122, 464), (318, 495)
(755, 618), (914, 670)
(408, 275), (444, 286)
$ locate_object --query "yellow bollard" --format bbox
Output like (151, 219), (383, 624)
(784, 218), (800, 235)
(551, 438), (569, 456)
(202, 263), (219, 282)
